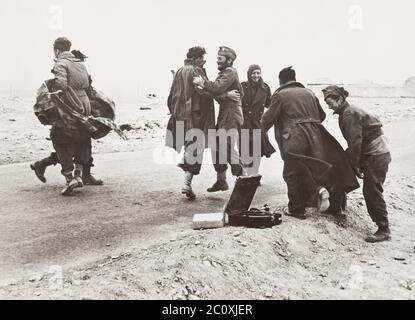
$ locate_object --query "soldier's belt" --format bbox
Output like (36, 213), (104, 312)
(296, 118), (321, 124)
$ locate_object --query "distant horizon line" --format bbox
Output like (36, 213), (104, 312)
(1, 81), (412, 94)
(2, 75), (415, 95)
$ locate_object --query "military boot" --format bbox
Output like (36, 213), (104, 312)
(182, 171), (196, 201)
(283, 207), (307, 220)
(61, 173), (78, 196)
(30, 155), (57, 183)
(82, 165), (104, 186)
(207, 171), (229, 193)
(365, 226), (391, 243)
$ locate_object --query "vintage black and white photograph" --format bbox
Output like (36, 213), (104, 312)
(0, 0), (414, 302)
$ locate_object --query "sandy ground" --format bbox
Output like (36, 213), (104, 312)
(0, 93), (414, 300)
(0, 95), (169, 165)
(1, 94), (415, 165)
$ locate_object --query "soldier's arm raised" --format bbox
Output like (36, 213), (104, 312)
(195, 86), (240, 103)
(202, 69), (234, 94)
(193, 68), (240, 100)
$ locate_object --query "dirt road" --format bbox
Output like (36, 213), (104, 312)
(0, 138), (285, 285)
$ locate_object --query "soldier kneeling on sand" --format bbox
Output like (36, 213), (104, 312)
(323, 85), (392, 243)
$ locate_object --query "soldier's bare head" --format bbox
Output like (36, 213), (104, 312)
(53, 37), (72, 58)
(279, 66), (296, 86)
(187, 47), (207, 68)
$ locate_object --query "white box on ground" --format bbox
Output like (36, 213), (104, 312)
(192, 212), (226, 230)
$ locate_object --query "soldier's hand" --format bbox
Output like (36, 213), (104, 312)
(193, 76), (204, 87)
(227, 90), (241, 102)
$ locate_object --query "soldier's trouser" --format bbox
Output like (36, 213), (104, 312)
(47, 138), (94, 168)
(182, 139), (216, 176)
(213, 134), (243, 177)
(51, 127), (77, 175)
(51, 127), (91, 176)
(327, 191), (346, 212)
(282, 131), (320, 214)
(361, 153), (391, 228)
(47, 152), (60, 166)
(75, 135), (92, 167)
(283, 161), (314, 214)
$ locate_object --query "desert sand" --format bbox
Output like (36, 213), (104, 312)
(0, 91), (414, 300)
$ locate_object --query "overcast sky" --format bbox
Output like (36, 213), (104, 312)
(1, 0), (415, 99)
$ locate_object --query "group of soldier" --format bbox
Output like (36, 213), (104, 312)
(166, 46), (392, 243)
(30, 39), (392, 243)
